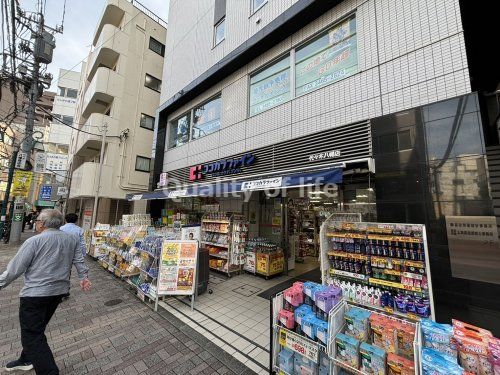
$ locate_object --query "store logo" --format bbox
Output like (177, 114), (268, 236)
(189, 153), (256, 181)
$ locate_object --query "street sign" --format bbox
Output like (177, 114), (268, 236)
(159, 172), (167, 187)
(40, 185), (53, 200)
(45, 153), (68, 171)
(34, 152), (47, 173)
(57, 186), (68, 196)
(15, 152), (28, 169)
(13, 213), (23, 222)
(11, 171), (33, 197)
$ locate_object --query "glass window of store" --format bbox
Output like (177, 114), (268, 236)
(249, 55), (291, 116)
(192, 96), (221, 140)
(295, 15), (358, 96)
(168, 112), (191, 148)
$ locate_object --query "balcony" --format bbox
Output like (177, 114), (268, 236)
(82, 67), (124, 118)
(69, 162), (114, 199)
(87, 24), (128, 82)
(74, 114), (118, 157)
(93, 0), (125, 46)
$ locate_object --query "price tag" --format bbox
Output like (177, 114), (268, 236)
(278, 328), (319, 362)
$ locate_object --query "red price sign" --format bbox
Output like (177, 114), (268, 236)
(279, 328), (319, 362)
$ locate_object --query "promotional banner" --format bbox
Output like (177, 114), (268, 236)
(33, 152), (47, 173)
(181, 226), (201, 242)
(157, 240), (198, 296)
(11, 171), (33, 197)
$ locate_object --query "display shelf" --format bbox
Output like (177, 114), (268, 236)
(326, 232), (366, 239)
(208, 253), (228, 259)
(137, 248), (158, 258)
(329, 269), (369, 281)
(209, 266), (239, 274)
(370, 255), (425, 268)
(346, 299), (422, 322)
(201, 229), (228, 234)
(201, 219), (230, 224)
(328, 251), (369, 261)
(368, 277), (425, 293)
(367, 234), (423, 243)
(139, 268), (158, 279)
(331, 358), (365, 375)
(201, 241), (229, 247)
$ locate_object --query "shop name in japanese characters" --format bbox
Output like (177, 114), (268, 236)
(308, 150), (341, 162)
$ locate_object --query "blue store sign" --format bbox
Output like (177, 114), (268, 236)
(40, 185), (53, 200)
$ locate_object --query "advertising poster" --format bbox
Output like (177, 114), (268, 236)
(181, 225), (201, 242)
(158, 240), (198, 295)
(279, 328), (319, 362)
(11, 171), (33, 197)
(82, 210), (92, 230)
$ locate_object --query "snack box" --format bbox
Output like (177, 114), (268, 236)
(279, 348), (295, 374)
(335, 332), (360, 369)
(387, 353), (415, 375)
(360, 342), (387, 375)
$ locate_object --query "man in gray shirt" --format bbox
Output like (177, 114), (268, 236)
(0, 209), (92, 374)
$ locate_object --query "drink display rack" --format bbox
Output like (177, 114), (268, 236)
(320, 220), (435, 321)
(201, 212), (248, 277)
(298, 210), (318, 260)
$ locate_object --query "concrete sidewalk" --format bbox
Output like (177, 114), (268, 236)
(0, 240), (257, 375)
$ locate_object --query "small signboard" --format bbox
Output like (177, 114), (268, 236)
(157, 240), (198, 296)
(241, 177), (283, 191)
(279, 328), (319, 362)
(33, 153), (47, 173)
(39, 185), (53, 200)
(15, 152), (27, 169)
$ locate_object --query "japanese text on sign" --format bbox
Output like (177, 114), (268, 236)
(279, 328), (319, 362)
(308, 150), (341, 162)
(241, 177), (283, 191)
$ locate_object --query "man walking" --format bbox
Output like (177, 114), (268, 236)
(60, 213), (87, 257)
(0, 209), (91, 374)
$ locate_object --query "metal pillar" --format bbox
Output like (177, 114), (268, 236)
(91, 123), (108, 229)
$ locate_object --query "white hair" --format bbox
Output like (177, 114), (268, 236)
(38, 209), (64, 229)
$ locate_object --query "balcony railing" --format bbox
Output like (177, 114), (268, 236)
(128, 0), (167, 29)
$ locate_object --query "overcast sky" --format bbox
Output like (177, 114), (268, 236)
(19, 0), (170, 91)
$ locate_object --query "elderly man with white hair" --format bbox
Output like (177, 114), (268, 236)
(0, 209), (91, 374)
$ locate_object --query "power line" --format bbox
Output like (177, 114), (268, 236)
(35, 103), (121, 138)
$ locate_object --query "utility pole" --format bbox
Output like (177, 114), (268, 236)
(91, 123), (108, 229)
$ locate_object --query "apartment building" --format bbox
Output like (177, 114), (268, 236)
(145, 0), (500, 353)
(68, 0), (167, 227)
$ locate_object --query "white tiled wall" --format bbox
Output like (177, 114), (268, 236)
(162, 0), (470, 173)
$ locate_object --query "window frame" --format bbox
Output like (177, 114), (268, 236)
(168, 111), (192, 149)
(66, 88), (78, 98)
(149, 37), (165, 57)
(191, 95), (222, 140)
(135, 156), (151, 172)
(58, 86), (66, 97)
(251, 0), (268, 15)
(140, 113), (155, 131)
(144, 73), (162, 92)
(214, 17), (226, 47)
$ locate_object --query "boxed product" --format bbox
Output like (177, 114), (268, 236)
(453, 319), (494, 375)
(279, 309), (295, 330)
(396, 323), (416, 359)
(279, 348), (295, 374)
(284, 286), (304, 311)
(319, 351), (330, 375)
(295, 304), (313, 335)
(302, 314), (319, 341)
(421, 319), (457, 358)
(370, 315), (398, 354)
(294, 353), (319, 375)
(387, 353), (415, 375)
(317, 320), (329, 346)
(421, 348), (465, 375)
(345, 307), (371, 342)
(304, 282), (319, 305)
(335, 332), (360, 368)
(360, 342), (387, 375)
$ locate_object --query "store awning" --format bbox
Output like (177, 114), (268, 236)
(127, 168), (343, 201)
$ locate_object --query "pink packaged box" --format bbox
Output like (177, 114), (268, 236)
(279, 309), (295, 330)
(284, 287), (304, 308)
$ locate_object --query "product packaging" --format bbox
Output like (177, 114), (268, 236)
(317, 320), (329, 346)
(294, 305), (313, 335)
(302, 314), (318, 341)
(335, 332), (360, 369)
(453, 319), (494, 375)
(360, 342), (387, 375)
(279, 348), (295, 374)
(294, 353), (319, 375)
(345, 307), (371, 342)
(421, 348), (465, 375)
(319, 351), (330, 375)
(421, 319), (457, 358)
(387, 353), (415, 375)
(279, 309), (295, 330)
(396, 323), (416, 359)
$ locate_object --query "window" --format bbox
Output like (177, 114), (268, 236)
(140, 113), (155, 130)
(192, 96), (221, 140)
(62, 116), (74, 125)
(58, 86), (66, 96)
(169, 112), (191, 149)
(249, 55), (290, 116)
(145, 74), (162, 92)
(214, 18), (225, 46)
(398, 130), (412, 150)
(295, 15), (357, 96)
(149, 37), (165, 56)
(252, 0), (267, 13)
(66, 89), (78, 98)
(135, 156), (151, 172)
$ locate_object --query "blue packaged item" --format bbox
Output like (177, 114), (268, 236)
(294, 353), (319, 375)
(335, 333), (360, 368)
(295, 304), (313, 334)
(345, 307), (371, 342)
(360, 342), (387, 375)
(319, 351), (330, 375)
(304, 282), (319, 305)
(279, 348), (295, 374)
(421, 319), (457, 358)
(317, 320), (329, 345)
(302, 314), (318, 341)
(421, 348), (464, 375)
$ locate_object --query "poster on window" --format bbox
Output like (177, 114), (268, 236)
(157, 240), (198, 295)
(181, 225), (201, 242)
(295, 16), (358, 96)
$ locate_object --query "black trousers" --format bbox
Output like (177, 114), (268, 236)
(19, 295), (64, 375)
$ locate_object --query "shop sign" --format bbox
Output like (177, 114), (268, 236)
(279, 328), (319, 362)
(131, 194), (143, 200)
(244, 252), (256, 273)
(39, 185), (53, 200)
(445, 216), (500, 285)
(159, 172), (167, 187)
(15, 152), (28, 169)
(33, 152), (46, 173)
(189, 153), (255, 181)
(57, 186), (68, 196)
(308, 150), (341, 162)
(168, 189), (187, 198)
(11, 171), (33, 197)
(241, 177), (283, 191)
(157, 240), (198, 295)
